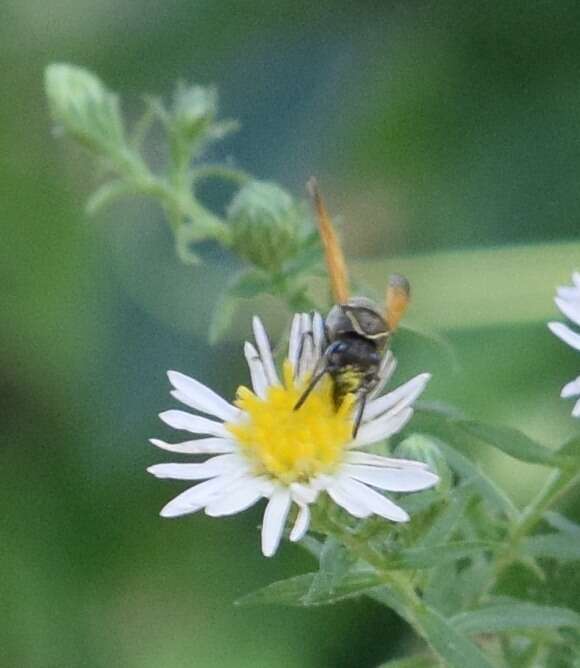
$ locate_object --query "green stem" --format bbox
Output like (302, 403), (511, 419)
(486, 467), (580, 594)
(312, 511), (431, 654)
(510, 468), (578, 544)
(191, 164), (251, 186)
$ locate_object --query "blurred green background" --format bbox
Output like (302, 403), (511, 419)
(2, 1), (580, 666)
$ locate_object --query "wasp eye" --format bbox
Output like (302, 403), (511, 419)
(333, 341), (348, 353)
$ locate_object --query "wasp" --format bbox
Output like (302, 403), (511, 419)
(294, 178), (411, 437)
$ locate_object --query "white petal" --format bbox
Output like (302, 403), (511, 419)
(573, 398), (580, 418)
(555, 297), (580, 328)
(289, 481), (319, 504)
(159, 410), (229, 437)
(297, 313), (315, 380)
(365, 373), (431, 421)
(288, 313), (303, 369)
(326, 480), (373, 518)
(548, 322), (580, 351)
(244, 341), (269, 399)
(345, 451), (429, 469)
(205, 476), (270, 516)
(557, 286), (580, 301)
(289, 504), (310, 542)
(167, 370), (240, 421)
(159, 471), (245, 518)
(369, 351), (397, 400)
(572, 272), (580, 288)
(149, 437), (236, 454)
(312, 312), (325, 360)
(252, 316), (280, 386)
(261, 487), (292, 557)
(352, 407), (414, 448)
(338, 477), (410, 522)
(342, 463), (439, 492)
(147, 454), (243, 480)
(561, 377), (580, 398)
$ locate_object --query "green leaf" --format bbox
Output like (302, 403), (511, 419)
(396, 489), (441, 515)
(414, 602), (495, 668)
(208, 291), (238, 344)
(544, 512), (580, 538)
(208, 269), (275, 343)
(523, 533), (580, 562)
(384, 542), (496, 570)
(416, 483), (473, 549)
(450, 601), (580, 635)
(303, 537), (355, 605)
(415, 400), (465, 420)
(235, 570), (382, 608)
(398, 322), (460, 374)
(174, 224), (202, 265)
(558, 435), (580, 457)
(453, 420), (569, 468)
(228, 270), (273, 298)
(86, 180), (137, 216)
(433, 437), (519, 520)
(282, 229), (323, 279)
(377, 656), (434, 668)
(298, 535), (323, 560)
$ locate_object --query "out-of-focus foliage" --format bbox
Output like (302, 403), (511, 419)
(2, 1), (580, 667)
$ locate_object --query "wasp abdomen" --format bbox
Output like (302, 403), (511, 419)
(332, 366), (366, 407)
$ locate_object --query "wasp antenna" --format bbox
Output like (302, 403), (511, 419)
(307, 177), (349, 304)
(386, 273), (411, 332)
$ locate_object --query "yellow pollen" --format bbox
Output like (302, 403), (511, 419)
(226, 360), (355, 484)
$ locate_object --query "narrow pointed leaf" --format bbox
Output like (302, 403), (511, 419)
(377, 656), (433, 668)
(453, 420), (571, 468)
(414, 603), (495, 668)
(209, 292), (238, 344)
(416, 484), (473, 548)
(450, 601), (580, 635)
(303, 537), (355, 605)
(523, 533), (580, 562)
(229, 270), (272, 298)
(434, 437), (518, 520)
(235, 570), (382, 608)
(86, 180), (137, 215)
(544, 512), (580, 538)
(384, 542), (496, 570)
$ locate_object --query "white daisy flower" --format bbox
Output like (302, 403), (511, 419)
(148, 313), (439, 557)
(548, 271), (580, 417)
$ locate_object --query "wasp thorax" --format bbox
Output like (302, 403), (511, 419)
(326, 298), (390, 346)
(227, 181), (309, 272)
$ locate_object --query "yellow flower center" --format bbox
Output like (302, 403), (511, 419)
(226, 361), (355, 484)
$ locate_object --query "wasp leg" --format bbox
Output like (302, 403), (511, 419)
(293, 367), (327, 411)
(352, 390), (369, 439)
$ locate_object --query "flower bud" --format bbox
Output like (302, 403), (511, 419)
(227, 181), (307, 272)
(45, 63), (124, 153)
(172, 84), (217, 142)
(395, 434), (452, 492)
